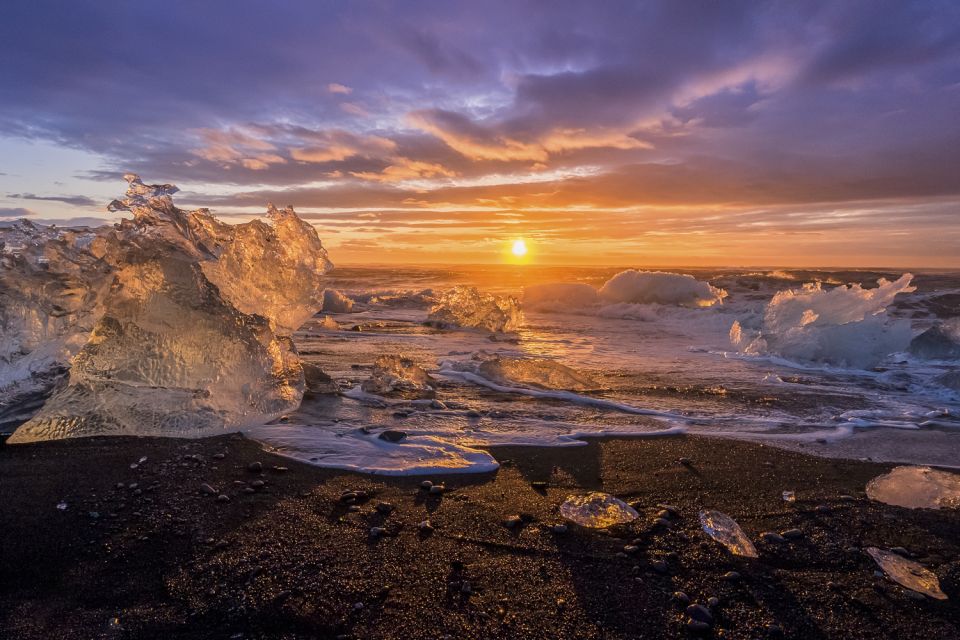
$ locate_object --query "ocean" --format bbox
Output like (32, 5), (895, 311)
(245, 266), (960, 474)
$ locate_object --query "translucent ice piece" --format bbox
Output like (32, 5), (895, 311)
(559, 492), (639, 528)
(699, 510), (759, 558)
(866, 547), (947, 600)
(427, 286), (522, 333)
(782, 490), (796, 502)
(477, 356), (598, 391)
(4, 174), (332, 442)
(866, 466), (960, 509)
(361, 355), (435, 398)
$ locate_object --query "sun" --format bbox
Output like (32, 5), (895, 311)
(512, 238), (528, 257)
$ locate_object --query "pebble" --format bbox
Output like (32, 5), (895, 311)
(890, 546), (910, 557)
(378, 430), (407, 443)
(650, 559), (669, 574)
(781, 528), (804, 540)
(418, 520), (434, 532)
(429, 485), (445, 495)
(839, 494), (855, 502)
(250, 479), (265, 489)
(247, 461), (263, 473)
(723, 571), (741, 582)
(531, 481), (548, 490)
(678, 457), (693, 466)
(657, 504), (680, 517)
(200, 483), (218, 495)
(115, 482), (125, 489)
(216, 494), (230, 503)
(655, 509), (672, 520)
(243, 487), (256, 494)
(686, 603), (713, 626)
(376, 502), (395, 514)
(420, 480), (433, 490)
(653, 517), (671, 528)
(369, 527), (386, 538)
(707, 597), (720, 607)
(814, 504), (832, 514)
(673, 591), (690, 605)
(272, 466), (288, 473)
(762, 531), (787, 544)
(623, 545), (639, 554)
(212, 453), (225, 460)
(465, 409), (482, 418)
(550, 524), (568, 534)
(503, 515), (522, 528)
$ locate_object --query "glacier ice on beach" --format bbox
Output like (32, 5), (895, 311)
(475, 354), (598, 391)
(322, 289), (355, 313)
(730, 274), (916, 368)
(866, 547), (948, 599)
(866, 466), (960, 509)
(361, 355), (436, 398)
(427, 285), (522, 332)
(2, 174), (332, 442)
(699, 510), (759, 557)
(560, 492), (639, 527)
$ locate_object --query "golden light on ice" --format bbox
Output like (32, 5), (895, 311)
(512, 239), (528, 257)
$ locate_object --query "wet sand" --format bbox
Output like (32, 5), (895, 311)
(1, 433), (958, 639)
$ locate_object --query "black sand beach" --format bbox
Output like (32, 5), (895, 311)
(1, 433), (958, 639)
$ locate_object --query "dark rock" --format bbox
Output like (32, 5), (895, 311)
(762, 531), (787, 544)
(216, 494), (230, 503)
(673, 591), (690, 605)
(247, 461), (263, 473)
(376, 502), (395, 514)
(686, 603), (713, 625)
(723, 571), (741, 582)
(200, 483), (217, 495)
(781, 528), (804, 540)
(378, 430), (407, 443)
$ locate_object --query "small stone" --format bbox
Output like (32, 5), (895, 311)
(650, 559), (669, 574)
(200, 483), (217, 495)
(678, 457), (693, 466)
(89, 511), (100, 519)
(707, 596), (720, 607)
(839, 494), (855, 502)
(250, 479), (265, 489)
(624, 545), (639, 554)
(550, 524), (568, 534)
(673, 591), (690, 605)
(376, 502), (395, 514)
(243, 487), (256, 494)
(686, 620), (711, 632)
(762, 531), (787, 544)
(657, 504), (680, 517)
(531, 481), (548, 490)
(418, 520), (434, 532)
(686, 603), (713, 625)
(116, 482), (125, 489)
(378, 430), (407, 443)
(247, 461), (263, 473)
(890, 546), (910, 556)
(340, 491), (358, 504)
(429, 485), (445, 495)
(653, 517), (671, 528)
(460, 580), (472, 594)
(465, 409), (482, 418)
(216, 494), (230, 503)
(815, 504), (832, 514)
(656, 509), (672, 519)
(353, 602), (363, 610)
(420, 480), (433, 490)
(723, 571), (741, 582)
(503, 515), (522, 528)
(271, 466), (288, 473)
(781, 528), (804, 540)
(369, 526), (386, 538)
(212, 453), (225, 460)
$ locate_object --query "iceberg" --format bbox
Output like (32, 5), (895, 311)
(427, 285), (522, 332)
(731, 275), (916, 368)
(866, 466), (960, 509)
(599, 270), (727, 307)
(2, 174), (332, 442)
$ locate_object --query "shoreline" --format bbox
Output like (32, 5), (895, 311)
(1, 432), (958, 639)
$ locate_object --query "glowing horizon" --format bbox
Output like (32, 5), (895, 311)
(1, 2), (959, 268)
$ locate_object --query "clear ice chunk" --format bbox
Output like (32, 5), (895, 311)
(2, 174), (332, 442)
(476, 355), (598, 391)
(559, 492), (639, 528)
(866, 466), (960, 509)
(361, 355), (435, 398)
(699, 510), (759, 558)
(866, 547), (948, 600)
(427, 286), (522, 333)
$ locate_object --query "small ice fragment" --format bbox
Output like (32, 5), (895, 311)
(138, 456), (147, 464)
(559, 492), (638, 528)
(782, 491), (796, 502)
(866, 547), (947, 600)
(866, 466), (960, 509)
(699, 510), (759, 558)
(56, 502), (68, 511)
(320, 315), (339, 330)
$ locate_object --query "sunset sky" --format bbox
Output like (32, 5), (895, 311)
(1, 1), (958, 267)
